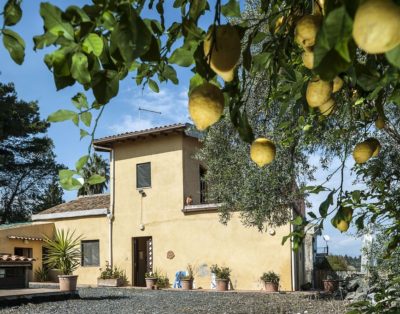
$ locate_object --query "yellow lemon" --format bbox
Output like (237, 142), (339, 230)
(353, 0), (400, 53)
(375, 115), (385, 129)
(365, 138), (381, 157)
(306, 78), (333, 108)
(188, 83), (224, 131)
(250, 138), (276, 167)
(353, 141), (374, 164)
(217, 69), (235, 83)
(332, 76), (344, 93)
(302, 50), (314, 69)
(336, 220), (350, 232)
(318, 98), (335, 116)
(295, 15), (321, 48)
(203, 25), (241, 79)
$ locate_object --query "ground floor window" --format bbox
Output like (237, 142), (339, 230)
(81, 240), (100, 266)
(14, 247), (32, 258)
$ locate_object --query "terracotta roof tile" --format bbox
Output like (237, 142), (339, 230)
(8, 235), (43, 241)
(93, 123), (189, 147)
(0, 254), (35, 262)
(37, 194), (109, 215)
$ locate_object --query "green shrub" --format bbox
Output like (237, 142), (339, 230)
(210, 264), (231, 280)
(260, 271), (280, 284)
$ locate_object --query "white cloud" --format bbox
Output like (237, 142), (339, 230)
(109, 115), (155, 134)
(109, 86), (190, 133)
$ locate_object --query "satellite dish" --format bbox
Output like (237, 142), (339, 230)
(323, 235), (330, 241)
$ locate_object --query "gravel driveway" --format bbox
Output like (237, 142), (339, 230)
(0, 288), (347, 314)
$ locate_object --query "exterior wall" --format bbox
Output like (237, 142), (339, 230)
(111, 133), (185, 286)
(182, 136), (202, 205)
(108, 133), (293, 290)
(0, 223), (54, 281)
(142, 213), (292, 290)
(47, 216), (109, 285)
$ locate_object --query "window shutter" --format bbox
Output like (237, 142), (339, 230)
(137, 163), (151, 188)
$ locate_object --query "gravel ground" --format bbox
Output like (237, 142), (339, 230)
(0, 288), (348, 314)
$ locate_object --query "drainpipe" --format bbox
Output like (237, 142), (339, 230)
(290, 209), (297, 291)
(94, 145), (115, 267)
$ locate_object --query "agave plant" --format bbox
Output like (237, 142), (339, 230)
(43, 229), (82, 275)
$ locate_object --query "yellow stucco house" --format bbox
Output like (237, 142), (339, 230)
(0, 124), (316, 290)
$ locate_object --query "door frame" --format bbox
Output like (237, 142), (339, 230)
(132, 236), (153, 286)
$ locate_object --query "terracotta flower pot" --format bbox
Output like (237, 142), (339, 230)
(323, 279), (338, 293)
(181, 279), (193, 290)
(58, 275), (78, 291)
(97, 278), (124, 287)
(145, 277), (157, 289)
(216, 279), (229, 291)
(263, 281), (278, 292)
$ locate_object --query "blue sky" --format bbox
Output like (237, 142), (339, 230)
(1, 1), (362, 257)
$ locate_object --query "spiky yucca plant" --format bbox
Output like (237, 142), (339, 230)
(43, 229), (82, 275)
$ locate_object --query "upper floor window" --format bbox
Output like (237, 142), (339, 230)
(200, 166), (207, 204)
(81, 240), (99, 267)
(137, 162), (151, 189)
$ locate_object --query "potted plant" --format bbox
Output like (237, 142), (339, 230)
(181, 264), (195, 290)
(145, 271), (158, 289)
(98, 261), (126, 287)
(43, 229), (82, 291)
(323, 274), (339, 293)
(210, 264), (231, 291)
(260, 271), (280, 292)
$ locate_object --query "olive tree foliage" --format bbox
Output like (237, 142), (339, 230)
(2, 0), (400, 253)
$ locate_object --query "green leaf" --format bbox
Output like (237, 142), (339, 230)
(71, 93), (89, 110)
(4, 0), (22, 26)
(40, 2), (74, 41)
(75, 155), (89, 171)
(48, 109), (78, 123)
(71, 52), (91, 84)
(92, 70), (119, 104)
(319, 190), (334, 218)
(100, 11), (116, 30)
(308, 212), (317, 219)
(189, 73), (206, 93)
(33, 32), (58, 50)
(169, 47), (194, 67)
(82, 33), (104, 57)
(60, 177), (83, 190)
(313, 6), (354, 80)
(140, 35), (161, 62)
(189, 0), (207, 21)
(221, 0), (241, 17)
(148, 79), (159, 93)
(80, 111), (92, 127)
(59, 169), (76, 180)
(80, 129), (90, 139)
(2, 29), (25, 65)
(292, 216), (303, 226)
(237, 110), (254, 143)
(110, 9), (151, 63)
(65, 5), (90, 23)
(385, 44), (400, 69)
(162, 65), (178, 84)
(87, 174), (106, 185)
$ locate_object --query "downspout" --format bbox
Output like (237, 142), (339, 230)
(290, 209), (297, 291)
(108, 148), (115, 267)
(94, 145), (115, 267)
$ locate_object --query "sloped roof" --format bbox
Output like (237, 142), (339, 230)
(93, 123), (200, 149)
(37, 194), (109, 215)
(0, 254), (35, 262)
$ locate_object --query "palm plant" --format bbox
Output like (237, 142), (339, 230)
(43, 229), (82, 275)
(78, 154), (109, 196)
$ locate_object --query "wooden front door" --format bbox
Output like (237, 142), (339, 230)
(133, 237), (153, 286)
